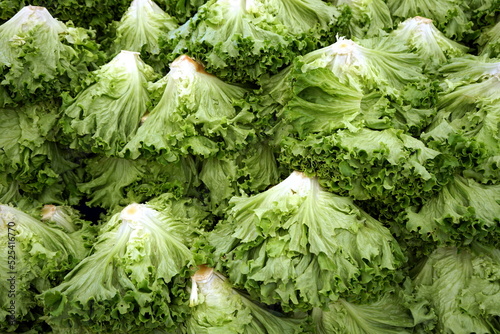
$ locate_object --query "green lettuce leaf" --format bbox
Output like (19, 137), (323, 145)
(110, 0), (178, 73)
(332, 0), (393, 38)
(121, 55), (255, 162)
(0, 204), (88, 333)
(422, 57), (500, 171)
(42, 202), (198, 333)
(0, 6), (102, 107)
(388, 16), (468, 72)
(186, 266), (305, 333)
(477, 20), (500, 57)
(58, 50), (159, 156)
(209, 172), (405, 311)
(297, 36), (429, 100)
(0, 101), (83, 203)
(163, 0), (345, 83)
(405, 175), (500, 247)
(156, 0), (207, 23)
(410, 244), (500, 333)
(198, 140), (282, 214)
(280, 128), (455, 211)
(386, 0), (474, 41)
(312, 290), (416, 334)
(77, 155), (199, 210)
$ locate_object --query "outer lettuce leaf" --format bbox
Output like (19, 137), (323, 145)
(410, 244), (500, 334)
(405, 175), (500, 247)
(77, 155), (199, 210)
(163, 0), (346, 83)
(40, 205), (98, 251)
(422, 57), (500, 171)
(0, 101), (83, 203)
(297, 37), (429, 100)
(186, 266), (305, 333)
(464, 155), (500, 185)
(58, 50), (159, 156)
(156, 0), (207, 23)
(198, 140), (282, 214)
(280, 128), (455, 211)
(281, 67), (364, 137)
(0, 205), (88, 333)
(209, 172), (404, 311)
(259, 0), (344, 45)
(477, 20), (500, 57)
(0, 6), (102, 107)
(333, 0), (393, 38)
(163, 0), (291, 83)
(273, 66), (436, 138)
(467, 0), (500, 31)
(437, 55), (500, 90)
(121, 55), (255, 162)
(0, 1), (132, 42)
(42, 202), (198, 333)
(388, 16), (468, 72)
(422, 100), (500, 171)
(312, 290), (416, 334)
(386, 0), (474, 41)
(111, 0), (178, 73)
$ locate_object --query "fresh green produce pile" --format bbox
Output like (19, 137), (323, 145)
(1, 0), (500, 333)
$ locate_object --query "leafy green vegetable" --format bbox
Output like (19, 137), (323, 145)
(110, 0), (178, 73)
(296, 36), (429, 99)
(386, 0), (474, 41)
(410, 244), (500, 333)
(422, 56), (500, 171)
(210, 171), (405, 311)
(198, 140), (282, 214)
(163, 0), (345, 83)
(405, 175), (500, 247)
(0, 101), (83, 205)
(121, 55), (255, 162)
(42, 202), (199, 333)
(58, 50), (159, 156)
(388, 16), (468, 71)
(312, 290), (416, 334)
(332, 0), (393, 38)
(156, 0), (207, 23)
(77, 155), (199, 210)
(186, 265), (305, 333)
(0, 6), (102, 107)
(0, 204), (89, 333)
(281, 128), (455, 212)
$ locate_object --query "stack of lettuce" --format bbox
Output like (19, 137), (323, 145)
(0, 1), (499, 333)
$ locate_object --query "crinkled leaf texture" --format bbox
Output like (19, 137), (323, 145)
(163, 0), (295, 82)
(187, 266), (305, 333)
(77, 155), (199, 210)
(312, 290), (416, 334)
(386, 0), (474, 41)
(411, 244), (500, 334)
(42, 203), (197, 333)
(0, 6), (102, 106)
(280, 128), (454, 211)
(0, 205), (88, 332)
(297, 36), (429, 100)
(0, 101), (82, 201)
(122, 55), (255, 162)
(198, 140), (281, 214)
(58, 50), (158, 156)
(111, 0), (178, 72)
(209, 172), (404, 311)
(389, 16), (468, 71)
(333, 0), (393, 38)
(405, 175), (500, 247)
